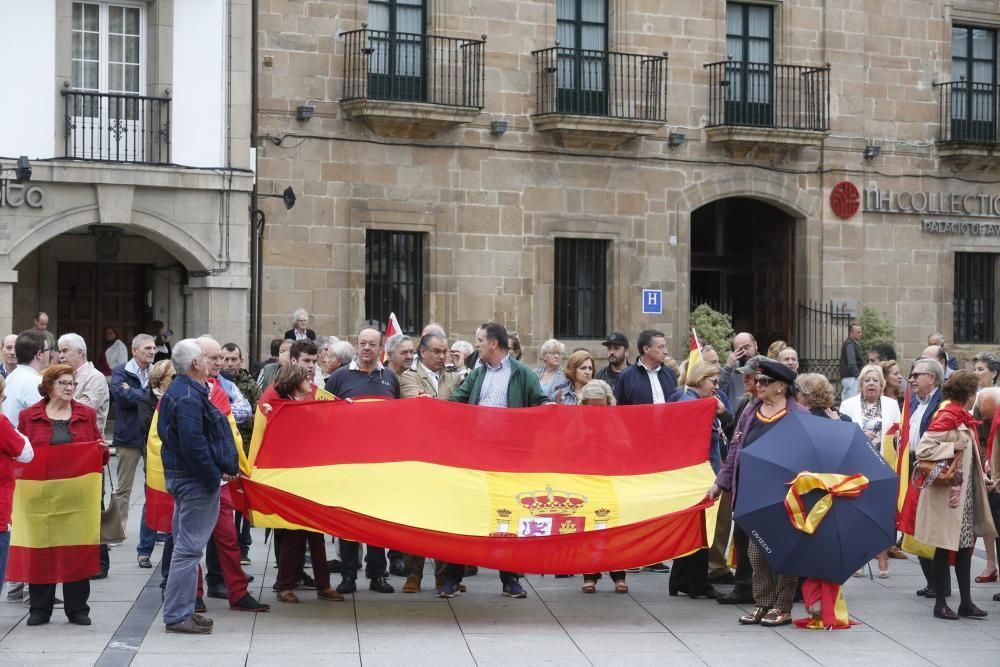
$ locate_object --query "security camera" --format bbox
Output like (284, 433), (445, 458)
(14, 156), (31, 184)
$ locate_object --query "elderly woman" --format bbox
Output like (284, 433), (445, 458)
(794, 373), (851, 421)
(670, 362), (731, 600)
(449, 340), (474, 381)
(974, 352), (1000, 391)
(535, 339), (567, 399)
(766, 340), (787, 359)
(709, 360), (801, 627)
(578, 380), (628, 594)
(557, 351), (595, 405)
(879, 360), (905, 408)
(18, 364), (106, 626)
(913, 370), (997, 620)
(270, 365), (343, 604)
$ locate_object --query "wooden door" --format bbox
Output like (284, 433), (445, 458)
(57, 263), (146, 357)
(752, 218), (794, 346)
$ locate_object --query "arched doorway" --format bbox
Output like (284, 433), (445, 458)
(690, 197), (796, 345)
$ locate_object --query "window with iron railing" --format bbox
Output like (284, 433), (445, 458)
(365, 230), (425, 335)
(936, 25), (999, 144)
(954, 252), (997, 343)
(554, 239), (609, 339)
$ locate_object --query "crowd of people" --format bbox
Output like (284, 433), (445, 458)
(0, 310), (999, 633)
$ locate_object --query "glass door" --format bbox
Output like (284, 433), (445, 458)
(952, 26), (997, 142)
(368, 0), (425, 102)
(555, 0), (608, 115)
(725, 3), (773, 126)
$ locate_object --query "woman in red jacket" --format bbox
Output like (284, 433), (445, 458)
(18, 364), (106, 627)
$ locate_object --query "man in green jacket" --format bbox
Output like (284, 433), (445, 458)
(446, 322), (548, 599)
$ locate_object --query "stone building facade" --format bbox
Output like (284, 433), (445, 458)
(255, 0), (1000, 367)
(0, 0), (252, 355)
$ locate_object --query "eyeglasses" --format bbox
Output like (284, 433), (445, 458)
(755, 376), (775, 386)
(707, 377), (720, 385)
(56, 380), (78, 388)
(40, 348), (52, 356)
(170, 374), (177, 380)
(909, 372), (928, 380)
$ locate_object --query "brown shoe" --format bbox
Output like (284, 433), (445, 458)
(403, 576), (421, 593)
(887, 546), (908, 560)
(317, 588), (345, 602)
(760, 609), (792, 627)
(276, 590), (299, 604)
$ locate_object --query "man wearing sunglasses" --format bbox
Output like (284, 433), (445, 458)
(908, 358), (947, 600)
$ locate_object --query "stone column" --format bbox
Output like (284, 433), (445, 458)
(185, 273), (251, 354)
(0, 270), (16, 335)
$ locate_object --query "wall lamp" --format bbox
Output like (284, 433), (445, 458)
(667, 132), (687, 148)
(260, 186), (296, 210)
(863, 143), (881, 160)
(1, 156), (31, 183)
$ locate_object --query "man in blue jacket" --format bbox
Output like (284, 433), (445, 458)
(159, 338), (239, 634)
(110, 333), (157, 544)
(612, 329), (677, 573)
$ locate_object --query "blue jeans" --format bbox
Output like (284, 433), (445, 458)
(0, 530), (9, 591)
(136, 504), (157, 557)
(162, 478), (219, 625)
(841, 377), (859, 402)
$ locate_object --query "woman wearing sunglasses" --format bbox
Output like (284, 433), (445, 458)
(708, 359), (801, 627)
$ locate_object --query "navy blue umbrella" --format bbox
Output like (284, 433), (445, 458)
(733, 410), (898, 584)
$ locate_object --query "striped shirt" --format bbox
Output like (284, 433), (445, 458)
(479, 354), (513, 408)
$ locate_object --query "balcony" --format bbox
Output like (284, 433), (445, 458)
(934, 81), (1000, 161)
(703, 61), (830, 148)
(340, 29), (485, 138)
(531, 47), (668, 149)
(62, 90), (171, 164)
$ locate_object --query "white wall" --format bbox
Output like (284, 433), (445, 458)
(0, 1), (56, 158)
(172, 0), (226, 168)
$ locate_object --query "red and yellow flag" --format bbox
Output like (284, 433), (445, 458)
(7, 441), (103, 584)
(239, 398), (718, 574)
(688, 328), (703, 370)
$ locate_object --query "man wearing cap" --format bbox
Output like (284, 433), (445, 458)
(597, 332), (630, 391)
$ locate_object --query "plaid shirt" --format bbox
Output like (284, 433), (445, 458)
(478, 354), (513, 408)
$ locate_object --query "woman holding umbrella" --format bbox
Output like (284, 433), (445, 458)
(913, 370), (997, 620)
(709, 360), (801, 627)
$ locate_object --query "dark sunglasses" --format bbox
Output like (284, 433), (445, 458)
(755, 376), (775, 386)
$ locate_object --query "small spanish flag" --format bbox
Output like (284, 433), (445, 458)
(688, 328), (703, 370)
(7, 441), (103, 584)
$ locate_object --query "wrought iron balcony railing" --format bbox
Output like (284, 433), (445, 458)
(532, 47), (668, 121)
(341, 29), (485, 109)
(62, 89), (170, 164)
(704, 60), (830, 131)
(934, 80), (1000, 144)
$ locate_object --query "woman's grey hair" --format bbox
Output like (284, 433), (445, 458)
(580, 379), (616, 405)
(316, 335), (338, 351)
(57, 333), (87, 357)
(292, 308), (308, 321)
(331, 340), (356, 366)
(540, 338), (565, 357)
(913, 358), (944, 386)
(385, 333), (410, 356)
(451, 340), (473, 357)
(171, 338), (203, 375)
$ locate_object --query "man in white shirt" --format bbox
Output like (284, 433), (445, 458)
(2, 331), (49, 426)
(58, 333), (110, 434)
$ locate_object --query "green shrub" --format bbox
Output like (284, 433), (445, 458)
(686, 304), (735, 355)
(858, 305), (895, 354)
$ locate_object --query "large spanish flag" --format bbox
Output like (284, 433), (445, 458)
(240, 397), (718, 574)
(144, 380), (249, 533)
(7, 441), (103, 583)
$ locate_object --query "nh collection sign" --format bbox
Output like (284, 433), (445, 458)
(0, 180), (44, 209)
(863, 185), (1000, 218)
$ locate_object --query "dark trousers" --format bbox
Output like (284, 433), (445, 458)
(669, 549), (710, 595)
(272, 530), (308, 579)
(99, 544), (110, 574)
(277, 531), (330, 591)
(235, 512), (252, 556)
(919, 555), (950, 595)
(732, 524), (753, 593)
(584, 571), (626, 581)
(440, 562), (466, 585)
(934, 548), (970, 609)
(30, 580), (89, 619)
(340, 540), (387, 579)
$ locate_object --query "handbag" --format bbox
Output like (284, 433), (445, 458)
(912, 449), (964, 489)
(100, 464), (127, 545)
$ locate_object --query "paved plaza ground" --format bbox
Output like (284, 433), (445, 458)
(2, 459), (999, 666)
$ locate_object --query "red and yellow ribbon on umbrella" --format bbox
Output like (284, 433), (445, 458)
(784, 472), (869, 535)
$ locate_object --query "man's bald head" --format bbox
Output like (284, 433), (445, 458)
(732, 332), (757, 361)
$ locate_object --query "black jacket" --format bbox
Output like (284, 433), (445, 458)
(613, 361), (678, 406)
(284, 328), (316, 341)
(838, 337), (864, 380)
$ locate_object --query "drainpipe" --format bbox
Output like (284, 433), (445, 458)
(249, 0), (262, 364)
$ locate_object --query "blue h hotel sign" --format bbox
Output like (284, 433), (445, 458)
(642, 289), (662, 315)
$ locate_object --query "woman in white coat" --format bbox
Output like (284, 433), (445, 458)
(840, 363), (901, 577)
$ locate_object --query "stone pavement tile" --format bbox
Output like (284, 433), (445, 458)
(136, 612), (254, 654)
(251, 604), (356, 634)
(358, 632), (472, 655)
(674, 631), (817, 665)
(250, 630), (360, 653)
(465, 632), (589, 667)
(641, 602), (780, 633)
(774, 625), (930, 666)
(247, 655), (361, 667)
(589, 652), (706, 666)
(131, 653), (249, 667)
(915, 647), (1000, 664)
(0, 601), (132, 653)
(568, 630), (689, 654)
(360, 652), (477, 667)
(0, 652), (103, 666)
(88, 573), (152, 602)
